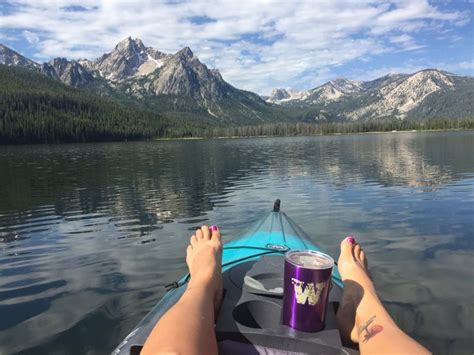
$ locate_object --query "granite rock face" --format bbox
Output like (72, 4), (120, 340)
(267, 69), (471, 120)
(1, 39), (472, 122)
(41, 58), (94, 87)
(0, 44), (39, 69)
(91, 37), (170, 82)
(0, 39), (273, 122)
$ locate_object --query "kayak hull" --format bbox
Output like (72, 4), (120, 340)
(113, 203), (353, 355)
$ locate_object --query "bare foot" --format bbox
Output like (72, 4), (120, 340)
(186, 225), (223, 318)
(336, 236), (375, 344)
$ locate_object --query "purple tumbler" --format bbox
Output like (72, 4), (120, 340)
(282, 250), (334, 332)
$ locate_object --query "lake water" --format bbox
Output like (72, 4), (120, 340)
(0, 131), (473, 355)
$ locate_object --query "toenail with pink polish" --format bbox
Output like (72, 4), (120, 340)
(210, 225), (218, 231)
(345, 236), (355, 244)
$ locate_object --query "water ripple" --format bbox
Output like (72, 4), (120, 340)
(0, 132), (472, 354)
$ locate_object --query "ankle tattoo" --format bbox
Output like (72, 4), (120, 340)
(358, 315), (384, 343)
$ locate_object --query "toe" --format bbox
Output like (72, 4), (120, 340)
(186, 244), (193, 255)
(196, 229), (203, 240)
(354, 244), (361, 261)
(360, 250), (368, 268)
(186, 245), (193, 262)
(190, 234), (198, 247)
(211, 225), (221, 244)
(339, 236), (355, 262)
(201, 225), (210, 240)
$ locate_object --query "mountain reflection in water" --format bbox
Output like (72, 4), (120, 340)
(0, 131), (473, 355)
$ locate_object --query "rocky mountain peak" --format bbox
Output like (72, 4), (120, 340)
(413, 69), (453, 83)
(270, 88), (290, 100)
(146, 45), (230, 102)
(175, 47), (194, 59)
(93, 37), (165, 81)
(362, 73), (407, 90)
(41, 57), (93, 87)
(344, 69), (457, 120)
(327, 78), (364, 93)
(419, 68), (445, 74)
(302, 79), (364, 104)
(2, 41), (469, 124)
(329, 78), (349, 85)
(115, 36), (146, 54)
(267, 88), (307, 104)
(382, 69), (453, 93)
(49, 57), (70, 69)
(266, 68), (469, 122)
(210, 68), (223, 81)
(0, 44), (39, 69)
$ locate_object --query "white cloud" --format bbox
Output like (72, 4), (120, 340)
(390, 34), (414, 44)
(350, 59), (474, 82)
(458, 60), (474, 70)
(0, 0), (470, 94)
(22, 30), (39, 44)
(0, 32), (17, 42)
(354, 64), (428, 81)
(389, 34), (427, 52)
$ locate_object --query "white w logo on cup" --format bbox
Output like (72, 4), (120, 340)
(291, 278), (325, 306)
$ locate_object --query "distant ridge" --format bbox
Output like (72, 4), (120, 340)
(267, 69), (473, 121)
(1, 39), (473, 123)
(0, 40), (275, 124)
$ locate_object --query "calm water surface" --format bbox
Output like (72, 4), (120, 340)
(0, 131), (473, 355)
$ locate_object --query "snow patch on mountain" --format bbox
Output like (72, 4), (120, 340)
(92, 37), (169, 82)
(2, 39), (470, 123)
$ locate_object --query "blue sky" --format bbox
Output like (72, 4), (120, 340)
(0, 0), (472, 94)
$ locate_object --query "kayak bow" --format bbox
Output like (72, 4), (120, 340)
(113, 200), (354, 355)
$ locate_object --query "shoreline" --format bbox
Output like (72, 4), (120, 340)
(1, 127), (471, 146)
(154, 127), (473, 142)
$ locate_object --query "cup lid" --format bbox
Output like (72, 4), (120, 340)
(285, 249), (334, 270)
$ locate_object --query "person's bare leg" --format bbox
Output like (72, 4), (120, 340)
(141, 225), (223, 355)
(336, 236), (366, 346)
(337, 236), (430, 354)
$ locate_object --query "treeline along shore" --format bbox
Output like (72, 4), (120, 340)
(1, 64), (473, 144)
(173, 119), (474, 139)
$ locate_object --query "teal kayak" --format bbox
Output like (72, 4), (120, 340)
(113, 200), (355, 355)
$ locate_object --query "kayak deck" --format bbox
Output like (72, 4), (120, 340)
(221, 208), (343, 289)
(215, 254), (356, 354)
(113, 201), (356, 354)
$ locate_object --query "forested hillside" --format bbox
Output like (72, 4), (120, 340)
(1, 63), (472, 144)
(0, 65), (170, 143)
(267, 70), (474, 122)
(406, 75), (474, 120)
